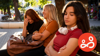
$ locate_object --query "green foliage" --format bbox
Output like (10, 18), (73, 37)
(24, 0), (51, 8)
(24, 0), (37, 7)
(91, 26), (100, 31)
(24, 2), (30, 7)
(38, 0), (51, 8)
(0, 0), (14, 9)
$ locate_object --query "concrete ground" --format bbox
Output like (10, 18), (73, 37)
(0, 29), (23, 50)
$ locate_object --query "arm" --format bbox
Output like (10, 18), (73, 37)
(49, 38), (79, 56)
(45, 35), (57, 56)
(31, 30), (51, 45)
(22, 19), (28, 37)
(31, 20), (58, 46)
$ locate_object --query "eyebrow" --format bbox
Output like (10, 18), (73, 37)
(65, 12), (74, 13)
(70, 12), (74, 13)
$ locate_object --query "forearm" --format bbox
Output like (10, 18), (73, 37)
(49, 46), (58, 56)
(29, 42), (43, 49)
(28, 40), (43, 46)
(22, 26), (27, 37)
(45, 45), (50, 56)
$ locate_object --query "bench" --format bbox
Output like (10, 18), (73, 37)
(77, 42), (100, 56)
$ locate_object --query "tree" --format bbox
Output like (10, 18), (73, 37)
(0, 0), (13, 18)
(38, 0), (51, 8)
(24, 0), (37, 7)
(13, 0), (21, 21)
(24, 0), (51, 9)
(55, 0), (65, 26)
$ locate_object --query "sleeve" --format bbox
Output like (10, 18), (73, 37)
(70, 29), (83, 39)
(46, 20), (58, 34)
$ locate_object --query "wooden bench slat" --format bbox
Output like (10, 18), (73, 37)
(77, 49), (99, 56)
(94, 42), (100, 52)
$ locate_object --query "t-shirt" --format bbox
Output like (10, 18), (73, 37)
(54, 28), (83, 56)
(39, 20), (59, 47)
(27, 20), (43, 34)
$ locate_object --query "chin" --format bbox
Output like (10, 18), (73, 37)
(29, 22), (32, 24)
(65, 23), (70, 25)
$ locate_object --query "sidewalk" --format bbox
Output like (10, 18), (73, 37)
(0, 29), (23, 50)
(89, 19), (100, 27)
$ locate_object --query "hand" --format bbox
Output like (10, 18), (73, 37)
(58, 45), (66, 53)
(32, 33), (42, 40)
(45, 47), (50, 56)
(33, 31), (39, 35)
(46, 50), (50, 56)
(24, 19), (28, 27)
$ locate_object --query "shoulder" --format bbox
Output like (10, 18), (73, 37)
(34, 20), (44, 25)
(48, 20), (58, 26)
(46, 20), (59, 34)
(37, 19), (44, 23)
(70, 28), (83, 39)
(72, 28), (83, 34)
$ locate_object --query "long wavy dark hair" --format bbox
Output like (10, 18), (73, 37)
(61, 1), (90, 33)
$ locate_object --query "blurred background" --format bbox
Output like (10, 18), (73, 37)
(0, 0), (100, 22)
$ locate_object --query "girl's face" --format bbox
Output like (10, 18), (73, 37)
(64, 6), (77, 27)
(43, 7), (49, 19)
(26, 15), (34, 24)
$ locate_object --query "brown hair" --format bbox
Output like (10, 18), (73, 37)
(62, 1), (90, 33)
(24, 9), (42, 22)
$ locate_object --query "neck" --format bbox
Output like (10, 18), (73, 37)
(46, 18), (53, 23)
(67, 24), (76, 30)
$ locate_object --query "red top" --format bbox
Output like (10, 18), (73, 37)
(54, 28), (83, 56)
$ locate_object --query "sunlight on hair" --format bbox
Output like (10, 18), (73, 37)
(0, 32), (7, 38)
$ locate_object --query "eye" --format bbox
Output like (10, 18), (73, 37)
(70, 14), (73, 16)
(64, 13), (67, 15)
(70, 13), (74, 16)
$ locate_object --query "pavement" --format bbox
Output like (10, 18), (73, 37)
(0, 19), (100, 50)
(0, 29), (23, 50)
(89, 19), (100, 27)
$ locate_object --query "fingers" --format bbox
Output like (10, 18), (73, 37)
(33, 31), (39, 35)
(60, 45), (66, 50)
(32, 33), (43, 39)
(59, 45), (66, 53)
(24, 19), (28, 27)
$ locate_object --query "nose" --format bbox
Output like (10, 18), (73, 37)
(64, 14), (69, 19)
(42, 11), (44, 14)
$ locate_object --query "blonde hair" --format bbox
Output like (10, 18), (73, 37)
(43, 4), (59, 24)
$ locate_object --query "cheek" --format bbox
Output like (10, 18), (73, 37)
(71, 17), (77, 23)
(64, 16), (66, 21)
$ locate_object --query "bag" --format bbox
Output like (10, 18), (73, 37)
(25, 34), (33, 42)
(7, 35), (43, 56)
(7, 24), (47, 56)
